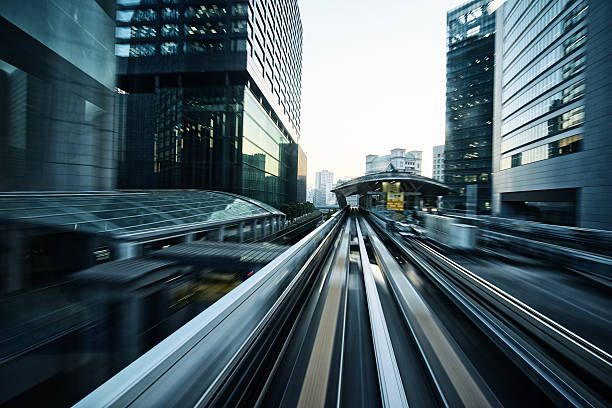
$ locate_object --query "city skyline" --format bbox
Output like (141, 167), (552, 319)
(299, 0), (468, 188)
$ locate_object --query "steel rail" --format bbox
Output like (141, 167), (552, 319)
(355, 218), (409, 408)
(74, 209), (346, 408)
(413, 239), (612, 374)
(374, 221), (611, 408)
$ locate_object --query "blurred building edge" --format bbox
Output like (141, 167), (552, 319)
(0, 191), (285, 294)
(0, 0), (118, 191)
(115, 0), (305, 208)
(492, 0), (612, 229)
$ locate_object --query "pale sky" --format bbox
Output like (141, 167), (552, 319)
(298, 0), (466, 187)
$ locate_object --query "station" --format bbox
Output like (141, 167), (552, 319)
(332, 171), (453, 218)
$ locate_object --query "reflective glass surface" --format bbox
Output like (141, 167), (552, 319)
(0, 191), (281, 237)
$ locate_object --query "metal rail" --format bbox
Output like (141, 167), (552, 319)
(75, 209), (346, 408)
(361, 217), (500, 408)
(372, 218), (612, 408)
(355, 219), (409, 408)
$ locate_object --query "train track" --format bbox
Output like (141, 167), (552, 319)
(75, 209), (612, 407)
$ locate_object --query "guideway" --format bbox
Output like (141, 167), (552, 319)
(75, 209), (612, 408)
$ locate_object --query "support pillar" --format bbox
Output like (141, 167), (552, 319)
(238, 221), (245, 243)
(252, 220), (258, 240)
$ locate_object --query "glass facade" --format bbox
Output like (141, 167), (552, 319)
(445, 0), (496, 213)
(242, 87), (290, 207)
(491, 0), (603, 227)
(499, 0), (587, 161)
(116, 1), (304, 207)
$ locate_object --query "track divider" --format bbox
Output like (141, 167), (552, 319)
(361, 217), (501, 408)
(297, 223), (351, 408)
(355, 219), (409, 408)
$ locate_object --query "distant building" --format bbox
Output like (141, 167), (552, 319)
(306, 188), (315, 203)
(366, 149), (422, 175)
(314, 170), (334, 207)
(445, 0), (496, 213)
(492, 1), (612, 229)
(433, 145), (445, 182)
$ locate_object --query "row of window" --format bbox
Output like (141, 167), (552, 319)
(503, 54), (584, 119)
(116, 4), (247, 23)
(501, 105), (584, 153)
(500, 133), (583, 170)
(503, 1), (586, 87)
(115, 39), (247, 56)
(502, 30), (586, 103)
(115, 21), (248, 39)
(446, 173), (490, 184)
(504, 0), (573, 69)
(503, 0), (536, 38)
(502, 78), (584, 135)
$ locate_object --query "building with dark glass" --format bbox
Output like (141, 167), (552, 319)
(493, 0), (612, 229)
(444, 0), (496, 213)
(116, 0), (304, 208)
(0, 1), (118, 191)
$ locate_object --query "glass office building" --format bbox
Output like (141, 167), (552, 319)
(116, 0), (304, 208)
(493, 0), (612, 228)
(0, 1), (118, 191)
(444, 0), (496, 213)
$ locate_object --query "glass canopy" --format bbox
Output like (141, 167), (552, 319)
(0, 190), (283, 237)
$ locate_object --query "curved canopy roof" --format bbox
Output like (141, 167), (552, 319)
(332, 171), (453, 207)
(0, 190), (283, 238)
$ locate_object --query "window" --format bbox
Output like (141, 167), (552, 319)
(128, 43), (155, 57)
(501, 134), (583, 170)
(118, 8), (156, 22)
(115, 44), (130, 57)
(161, 42), (178, 55)
(162, 8), (179, 19)
(162, 24), (179, 37)
(129, 25), (156, 38)
(184, 22), (226, 36)
(115, 27), (131, 39)
(184, 40), (224, 53)
(232, 3), (248, 16)
(232, 20), (248, 33)
(185, 5), (227, 19)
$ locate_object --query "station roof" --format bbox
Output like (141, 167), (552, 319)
(0, 190), (283, 239)
(332, 171), (453, 206)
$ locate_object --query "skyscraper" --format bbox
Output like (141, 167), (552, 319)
(445, 1), (496, 213)
(116, 0), (304, 207)
(0, 1), (118, 191)
(314, 170), (333, 207)
(492, 0), (612, 229)
(432, 145), (445, 182)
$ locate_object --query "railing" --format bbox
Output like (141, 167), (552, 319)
(75, 209), (346, 408)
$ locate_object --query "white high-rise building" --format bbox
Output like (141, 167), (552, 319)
(433, 145), (445, 183)
(314, 170), (334, 207)
(365, 149), (422, 175)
